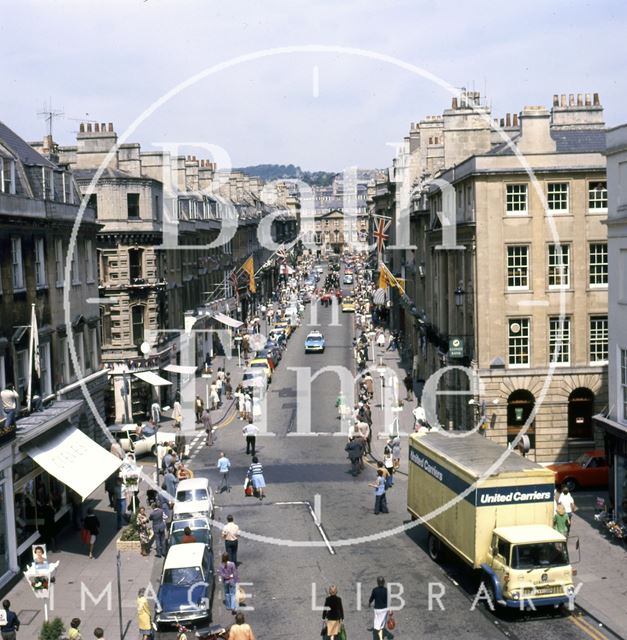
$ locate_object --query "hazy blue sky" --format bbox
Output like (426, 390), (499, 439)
(2, 0), (625, 170)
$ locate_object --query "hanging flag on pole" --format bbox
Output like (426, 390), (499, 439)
(373, 217), (391, 255)
(276, 245), (287, 263)
(229, 269), (240, 303)
(27, 304), (40, 412)
(378, 262), (405, 295)
(242, 256), (256, 293)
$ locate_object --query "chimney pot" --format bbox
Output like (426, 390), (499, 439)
(108, 122), (113, 131)
(513, 113), (519, 127)
(506, 113), (511, 127)
(593, 92), (600, 106)
(577, 93), (583, 106)
(86, 123), (92, 132)
(193, 155), (196, 161)
(569, 94), (575, 106)
(553, 94), (559, 106)
(560, 94), (566, 107)
(452, 97), (458, 109)
(499, 118), (505, 127)
(94, 123), (100, 132)
(101, 123), (106, 132)
(79, 123), (85, 133)
(585, 93), (591, 106)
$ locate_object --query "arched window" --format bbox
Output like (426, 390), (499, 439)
(131, 305), (145, 348)
(507, 389), (536, 449)
(568, 388), (594, 440)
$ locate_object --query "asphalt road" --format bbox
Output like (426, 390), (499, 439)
(155, 270), (620, 640)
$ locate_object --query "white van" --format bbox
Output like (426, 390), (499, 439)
(174, 478), (214, 519)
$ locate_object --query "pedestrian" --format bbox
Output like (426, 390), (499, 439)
(71, 489), (85, 528)
(136, 588), (153, 640)
(0, 384), (19, 428)
(243, 394), (252, 421)
(217, 452), (231, 492)
(137, 506), (151, 556)
(376, 331), (386, 350)
(149, 503), (167, 558)
(172, 396), (183, 426)
(363, 373), (374, 399)
(369, 469), (389, 515)
(110, 439), (125, 460)
(368, 577), (389, 640)
(345, 437), (363, 477)
(225, 374), (233, 400)
(557, 486), (577, 522)
(403, 372), (413, 401)
(177, 462), (194, 480)
(201, 408), (213, 446)
(222, 514), (240, 565)
(227, 612), (255, 640)
(218, 552), (239, 614)
(195, 396), (204, 424)
(216, 376), (224, 407)
(156, 441), (167, 473)
(67, 618), (82, 640)
(151, 400), (161, 424)
(554, 504), (570, 537)
(386, 332), (396, 351)
(210, 381), (220, 410)
(390, 435), (401, 470)
(335, 392), (346, 419)
(162, 448), (175, 473)
(242, 419), (259, 456)
(356, 419), (371, 455)
(235, 385), (245, 419)
(115, 478), (127, 530)
(0, 600), (20, 640)
(412, 402), (427, 430)
(93, 629), (104, 639)
(83, 507), (100, 559)
(381, 451), (394, 488)
(247, 456), (266, 500)
(163, 466), (178, 497)
(321, 585), (344, 640)
(174, 425), (186, 460)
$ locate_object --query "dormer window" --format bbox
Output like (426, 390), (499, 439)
(0, 158), (16, 194)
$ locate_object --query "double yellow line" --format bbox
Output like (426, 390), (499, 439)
(570, 612), (611, 640)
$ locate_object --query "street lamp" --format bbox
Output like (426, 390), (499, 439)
(454, 282), (465, 307)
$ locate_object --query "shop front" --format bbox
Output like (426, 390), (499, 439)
(593, 414), (627, 524)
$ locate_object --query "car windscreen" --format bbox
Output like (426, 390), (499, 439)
(163, 566), (203, 585)
(574, 453), (592, 467)
(172, 519), (208, 532)
(510, 542), (569, 570)
(176, 489), (208, 502)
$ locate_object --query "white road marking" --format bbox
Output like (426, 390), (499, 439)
(275, 500), (335, 555)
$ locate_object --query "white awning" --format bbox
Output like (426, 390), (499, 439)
(133, 371), (173, 387)
(164, 364), (198, 375)
(213, 313), (243, 329)
(25, 427), (123, 500)
(373, 288), (388, 305)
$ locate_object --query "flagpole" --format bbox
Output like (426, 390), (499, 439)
(26, 303), (35, 412)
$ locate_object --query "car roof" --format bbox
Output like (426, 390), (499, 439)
(171, 517), (211, 530)
(307, 331), (323, 337)
(163, 542), (207, 569)
(493, 524), (566, 544)
(176, 478), (209, 490)
(108, 423), (137, 433)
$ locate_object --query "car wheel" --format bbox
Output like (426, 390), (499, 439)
(564, 477), (578, 492)
(151, 444), (157, 456)
(427, 533), (442, 562)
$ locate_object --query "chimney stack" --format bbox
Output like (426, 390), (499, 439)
(451, 97), (458, 109)
(569, 94), (575, 106)
(94, 123), (99, 132)
(577, 93), (583, 106)
(553, 94), (559, 107)
(585, 93), (591, 106)
(108, 122), (113, 132)
(593, 93), (600, 106)
(561, 94), (566, 107)
(513, 113), (519, 127)
(517, 106), (556, 154)
(499, 118), (505, 127)
(79, 123), (85, 133)
(505, 113), (511, 127)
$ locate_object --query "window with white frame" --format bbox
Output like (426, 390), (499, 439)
(39, 342), (52, 397)
(589, 243), (608, 287)
(55, 238), (64, 287)
(34, 238), (46, 288)
(506, 184), (528, 214)
(549, 317), (571, 365)
(548, 244), (570, 288)
(0, 158), (16, 194)
(547, 182), (569, 212)
(15, 349), (28, 395)
(70, 245), (80, 285)
(85, 240), (95, 283)
(42, 167), (55, 200)
(11, 237), (24, 290)
(588, 181), (608, 211)
(507, 246), (530, 289)
(508, 318), (530, 367)
(59, 336), (70, 384)
(589, 316), (608, 364)
(622, 349), (627, 421)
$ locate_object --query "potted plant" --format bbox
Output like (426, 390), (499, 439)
(116, 511), (142, 552)
(39, 617), (65, 640)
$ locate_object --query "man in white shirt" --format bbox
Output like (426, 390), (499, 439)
(557, 486), (577, 521)
(242, 419), (260, 456)
(221, 514), (240, 565)
(412, 403), (427, 430)
(1, 384), (19, 427)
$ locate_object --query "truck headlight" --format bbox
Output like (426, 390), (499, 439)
(512, 592), (520, 600)
(566, 586), (575, 596)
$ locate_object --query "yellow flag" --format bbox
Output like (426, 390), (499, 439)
(378, 264), (392, 289)
(242, 256), (256, 293)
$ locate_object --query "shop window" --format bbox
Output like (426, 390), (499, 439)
(568, 388), (594, 440)
(507, 389), (535, 449)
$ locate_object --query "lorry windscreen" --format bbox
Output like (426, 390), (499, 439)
(511, 542), (569, 570)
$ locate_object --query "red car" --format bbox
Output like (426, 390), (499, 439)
(548, 450), (609, 490)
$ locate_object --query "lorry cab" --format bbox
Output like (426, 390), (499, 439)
(484, 525), (575, 608)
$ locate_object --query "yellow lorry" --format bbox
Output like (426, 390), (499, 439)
(407, 431), (576, 610)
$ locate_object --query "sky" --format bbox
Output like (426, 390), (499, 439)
(1, 0), (626, 171)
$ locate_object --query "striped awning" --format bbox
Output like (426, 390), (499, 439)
(372, 288), (387, 305)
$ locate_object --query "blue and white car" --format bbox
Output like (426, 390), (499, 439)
(155, 543), (214, 629)
(304, 331), (325, 353)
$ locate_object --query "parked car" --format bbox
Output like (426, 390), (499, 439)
(548, 450), (609, 490)
(175, 478), (214, 519)
(341, 296), (355, 312)
(155, 543), (214, 628)
(108, 424), (178, 457)
(169, 516), (212, 548)
(256, 348), (279, 369)
(263, 342), (283, 362)
(268, 329), (287, 346)
(343, 274), (354, 285)
(242, 369), (268, 396)
(249, 357), (272, 383)
(304, 331), (325, 353)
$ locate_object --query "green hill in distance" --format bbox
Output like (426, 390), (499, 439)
(236, 164), (337, 187)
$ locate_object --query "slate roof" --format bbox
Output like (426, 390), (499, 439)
(488, 128), (606, 156)
(0, 120), (55, 168)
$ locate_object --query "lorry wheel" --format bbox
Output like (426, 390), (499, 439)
(427, 533), (442, 562)
(484, 578), (498, 613)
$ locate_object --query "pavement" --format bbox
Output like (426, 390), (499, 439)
(4, 273), (627, 640)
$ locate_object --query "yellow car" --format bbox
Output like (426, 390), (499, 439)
(274, 321), (293, 337)
(249, 357), (272, 383)
(341, 296), (355, 312)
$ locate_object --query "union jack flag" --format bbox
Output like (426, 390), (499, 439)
(276, 246), (287, 263)
(229, 269), (240, 302)
(373, 217), (391, 255)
